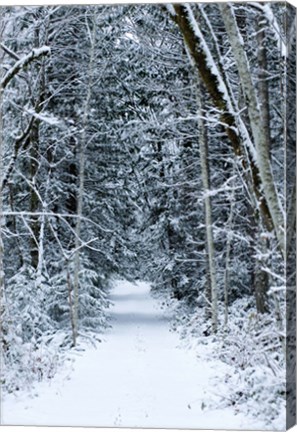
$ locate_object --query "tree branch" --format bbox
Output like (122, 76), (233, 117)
(168, 3), (274, 233)
(0, 46), (51, 91)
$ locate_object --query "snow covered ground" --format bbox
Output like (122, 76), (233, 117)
(2, 280), (265, 429)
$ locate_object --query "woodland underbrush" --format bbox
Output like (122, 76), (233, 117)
(1, 266), (111, 395)
(157, 289), (286, 429)
(0, 327), (108, 395)
(1, 330), (70, 394)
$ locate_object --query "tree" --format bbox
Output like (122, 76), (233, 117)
(218, 2), (284, 256)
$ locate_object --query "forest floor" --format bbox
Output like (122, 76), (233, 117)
(2, 280), (263, 429)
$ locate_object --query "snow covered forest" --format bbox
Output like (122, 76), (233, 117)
(0, 2), (296, 429)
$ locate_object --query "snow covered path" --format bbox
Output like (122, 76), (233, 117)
(2, 280), (252, 428)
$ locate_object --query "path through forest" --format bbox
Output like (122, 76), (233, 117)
(2, 280), (253, 428)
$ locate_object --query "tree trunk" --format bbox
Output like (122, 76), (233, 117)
(251, 14), (271, 314)
(196, 79), (218, 333)
(256, 15), (271, 154)
(30, 26), (47, 269)
(223, 167), (236, 327)
(72, 14), (96, 346)
(171, 4), (274, 237)
(254, 231), (269, 314)
(219, 3), (284, 257)
(29, 119), (41, 269)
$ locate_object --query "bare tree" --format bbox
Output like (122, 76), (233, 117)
(219, 3), (284, 257)
(169, 4), (276, 238)
(72, 11), (97, 346)
(196, 78), (218, 333)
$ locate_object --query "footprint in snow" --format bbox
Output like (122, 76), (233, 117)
(114, 410), (122, 426)
(136, 334), (146, 352)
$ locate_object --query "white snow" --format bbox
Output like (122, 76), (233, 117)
(25, 108), (60, 126)
(1, 280), (263, 429)
(185, 4), (233, 113)
(165, 4), (176, 17)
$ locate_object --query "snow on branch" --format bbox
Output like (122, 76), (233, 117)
(25, 108), (60, 126)
(250, 3), (287, 57)
(185, 4), (256, 163)
(165, 4), (176, 17)
(199, 175), (240, 200)
(0, 43), (20, 61)
(1, 46), (51, 90)
(184, 4), (233, 113)
(2, 211), (113, 233)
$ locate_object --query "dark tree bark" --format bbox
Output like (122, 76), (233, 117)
(170, 4), (274, 236)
